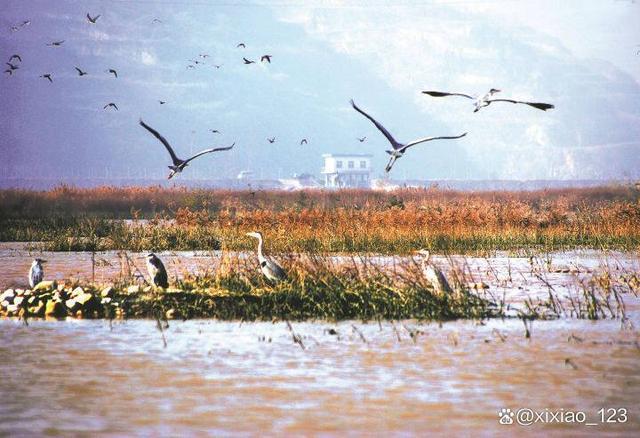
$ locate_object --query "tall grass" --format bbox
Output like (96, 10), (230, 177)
(1, 185), (639, 252)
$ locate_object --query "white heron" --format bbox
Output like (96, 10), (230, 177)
(415, 250), (453, 294)
(422, 88), (554, 113)
(350, 99), (467, 173)
(146, 253), (168, 288)
(139, 119), (234, 179)
(29, 258), (46, 289)
(246, 232), (287, 282)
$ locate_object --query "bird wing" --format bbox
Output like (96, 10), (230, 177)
(75, 67), (83, 74)
(86, 13), (92, 21)
(422, 91), (474, 99)
(350, 99), (400, 149)
(110, 69), (117, 77)
(487, 99), (554, 111)
(183, 143), (234, 165)
(402, 132), (467, 150)
(139, 119), (181, 165)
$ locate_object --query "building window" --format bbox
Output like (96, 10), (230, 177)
(337, 160), (343, 169)
(348, 161), (354, 169)
(360, 160), (366, 169)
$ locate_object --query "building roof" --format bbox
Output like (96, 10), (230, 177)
(322, 153), (373, 158)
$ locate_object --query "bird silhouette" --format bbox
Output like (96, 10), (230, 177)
(75, 67), (88, 76)
(237, 43), (246, 48)
(152, 18), (163, 24)
(243, 57), (255, 64)
(40, 73), (53, 83)
(159, 100), (167, 105)
(210, 129), (220, 134)
(357, 136), (366, 142)
(106, 68), (118, 78)
(103, 102), (118, 110)
(139, 119), (234, 179)
(300, 139), (308, 145)
(4, 69), (13, 76)
(47, 40), (65, 47)
(9, 54), (21, 63)
(86, 13), (101, 24)
(267, 137), (276, 143)
(261, 55), (272, 63)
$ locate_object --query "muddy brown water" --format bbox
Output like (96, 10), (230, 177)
(1, 243), (639, 435)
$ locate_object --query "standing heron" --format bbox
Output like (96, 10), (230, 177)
(139, 119), (234, 179)
(246, 232), (287, 282)
(146, 253), (168, 288)
(29, 258), (46, 289)
(422, 88), (554, 113)
(350, 99), (467, 173)
(415, 250), (453, 294)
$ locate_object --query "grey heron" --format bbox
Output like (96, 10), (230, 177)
(86, 13), (101, 24)
(29, 258), (46, 289)
(415, 250), (453, 295)
(246, 232), (287, 282)
(350, 99), (467, 173)
(146, 253), (168, 288)
(139, 119), (234, 179)
(261, 55), (272, 63)
(75, 67), (88, 76)
(422, 88), (554, 113)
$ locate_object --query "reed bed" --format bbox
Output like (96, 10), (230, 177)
(1, 185), (639, 252)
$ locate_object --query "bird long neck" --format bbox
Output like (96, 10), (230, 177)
(256, 235), (265, 260)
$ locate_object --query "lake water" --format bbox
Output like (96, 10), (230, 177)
(1, 243), (639, 435)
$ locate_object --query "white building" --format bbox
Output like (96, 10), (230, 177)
(321, 153), (372, 188)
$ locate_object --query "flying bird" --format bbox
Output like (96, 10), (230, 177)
(9, 54), (22, 63)
(350, 99), (467, 173)
(357, 136), (366, 142)
(86, 13), (101, 24)
(139, 119), (234, 179)
(21, 20), (31, 27)
(210, 129), (220, 134)
(267, 137), (275, 143)
(300, 139), (308, 145)
(6, 63), (19, 71)
(186, 65), (195, 69)
(146, 253), (168, 288)
(103, 102), (118, 110)
(159, 100), (167, 105)
(246, 232), (287, 282)
(243, 57), (255, 64)
(212, 64), (222, 69)
(106, 68), (118, 78)
(75, 67), (88, 76)
(422, 88), (554, 113)
(237, 43), (246, 48)
(40, 73), (53, 83)
(152, 18), (163, 24)
(4, 69), (12, 76)
(261, 55), (272, 63)
(47, 40), (65, 47)
(29, 258), (46, 289)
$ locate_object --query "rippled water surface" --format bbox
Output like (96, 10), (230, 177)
(1, 243), (639, 435)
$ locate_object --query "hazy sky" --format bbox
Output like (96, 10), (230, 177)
(1, 0), (639, 183)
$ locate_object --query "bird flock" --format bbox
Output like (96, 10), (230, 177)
(5, 10), (555, 178)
